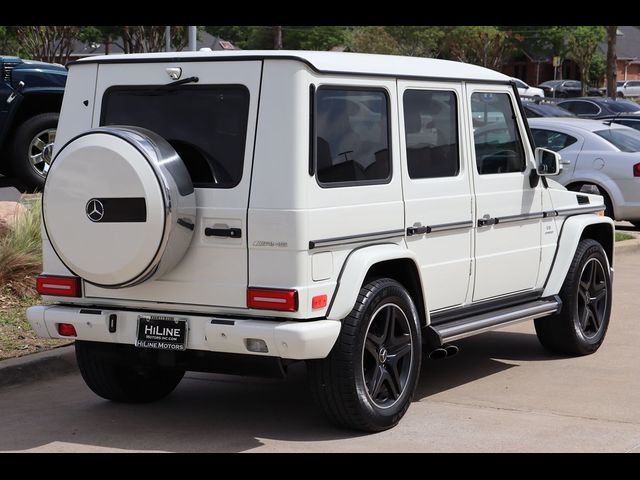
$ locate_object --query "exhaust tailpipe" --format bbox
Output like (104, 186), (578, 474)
(444, 344), (459, 357)
(428, 348), (448, 360)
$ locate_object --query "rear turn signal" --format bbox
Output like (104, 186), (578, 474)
(634, 163), (640, 177)
(36, 275), (81, 297)
(247, 288), (298, 312)
(57, 323), (77, 337)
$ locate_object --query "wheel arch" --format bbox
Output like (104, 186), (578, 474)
(326, 244), (428, 326)
(565, 178), (619, 219)
(542, 215), (614, 297)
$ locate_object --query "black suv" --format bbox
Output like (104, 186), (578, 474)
(0, 56), (67, 189)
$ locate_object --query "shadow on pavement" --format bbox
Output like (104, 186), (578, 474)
(1, 331), (563, 452)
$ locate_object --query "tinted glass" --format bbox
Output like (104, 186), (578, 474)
(565, 81), (581, 88)
(561, 101), (599, 115)
(403, 90), (459, 178)
(514, 79), (527, 89)
(531, 128), (578, 152)
(595, 128), (640, 152)
(606, 100), (640, 113)
(613, 119), (640, 130)
(471, 92), (526, 174)
(525, 104), (575, 118)
(316, 88), (390, 185)
(102, 86), (250, 188)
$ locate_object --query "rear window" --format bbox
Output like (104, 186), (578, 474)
(101, 85), (250, 189)
(595, 128), (640, 152)
(606, 101), (640, 113)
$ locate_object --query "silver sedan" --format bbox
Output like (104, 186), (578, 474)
(529, 117), (640, 226)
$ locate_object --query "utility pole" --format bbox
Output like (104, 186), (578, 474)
(606, 26), (618, 99)
(274, 26), (283, 50)
(165, 26), (171, 52)
(188, 26), (197, 51)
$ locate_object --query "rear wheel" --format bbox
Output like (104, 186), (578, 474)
(10, 112), (59, 191)
(308, 278), (422, 432)
(75, 340), (185, 403)
(535, 239), (612, 355)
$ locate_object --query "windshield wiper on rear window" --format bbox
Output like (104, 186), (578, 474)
(151, 76), (199, 93)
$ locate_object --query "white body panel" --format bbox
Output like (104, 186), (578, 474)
(31, 51), (613, 361)
(466, 85), (542, 300)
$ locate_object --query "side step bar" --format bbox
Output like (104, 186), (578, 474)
(427, 296), (561, 346)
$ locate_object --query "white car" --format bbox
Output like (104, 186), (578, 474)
(28, 51), (613, 432)
(616, 80), (640, 98)
(514, 78), (545, 99)
(529, 117), (640, 226)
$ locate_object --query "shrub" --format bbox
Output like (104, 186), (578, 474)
(0, 198), (42, 297)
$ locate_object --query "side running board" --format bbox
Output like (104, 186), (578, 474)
(427, 296), (561, 346)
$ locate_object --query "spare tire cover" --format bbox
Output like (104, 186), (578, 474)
(43, 126), (196, 288)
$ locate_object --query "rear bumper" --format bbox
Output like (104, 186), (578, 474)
(27, 305), (341, 360)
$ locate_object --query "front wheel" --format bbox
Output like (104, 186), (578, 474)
(535, 239), (612, 355)
(10, 112), (59, 191)
(308, 278), (422, 432)
(75, 340), (185, 403)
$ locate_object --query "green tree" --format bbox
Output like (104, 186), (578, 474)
(346, 26), (400, 55)
(0, 26), (21, 56)
(566, 26), (606, 94)
(386, 26), (444, 57)
(16, 26), (81, 63)
(589, 52), (606, 88)
(442, 26), (518, 70)
(283, 26), (347, 51)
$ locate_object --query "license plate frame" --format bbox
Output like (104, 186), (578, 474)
(135, 315), (187, 351)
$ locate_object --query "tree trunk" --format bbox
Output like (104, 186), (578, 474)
(274, 26), (283, 50)
(606, 26), (617, 99)
(581, 65), (588, 96)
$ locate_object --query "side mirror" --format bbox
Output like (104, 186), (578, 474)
(535, 147), (561, 176)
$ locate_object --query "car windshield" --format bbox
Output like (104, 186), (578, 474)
(526, 104), (575, 118)
(606, 101), (640, 113)
(595, 128), (640, 152)
(617, 81), (625, 87)
(540, 80), (562, 87)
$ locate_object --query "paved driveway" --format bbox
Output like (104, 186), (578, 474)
(1, 249), (640, 452)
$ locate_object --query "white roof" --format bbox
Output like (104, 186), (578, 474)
(74, 50), (510, 82)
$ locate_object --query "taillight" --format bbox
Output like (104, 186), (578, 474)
(247, 288), (298, 312)
(634, 163), (640, 177)
(57, 323), (77, 337)
(36, 275), (81, 297)
(312, 294), (328, 310)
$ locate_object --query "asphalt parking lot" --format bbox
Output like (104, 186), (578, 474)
(1, 238), (640, 452)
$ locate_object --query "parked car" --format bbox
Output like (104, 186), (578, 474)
(615, 80), (640, 98)
(539, 79), (582, 98)
(556, 97), (640, 119)
(0, 56), (67, 189)
(529, 117), (640, 225)
(513, 78), (544, 99)
(28, 50), (613, 432)
(523, 102), (576, 118)
(598, 115), (640, 131)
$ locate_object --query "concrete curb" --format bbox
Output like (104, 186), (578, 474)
(615, 238), (640, 255)
(0, 345), (76, 389)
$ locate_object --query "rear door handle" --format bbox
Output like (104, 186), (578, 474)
(205, 226), (242, 238)
(477, 217), (498, 227)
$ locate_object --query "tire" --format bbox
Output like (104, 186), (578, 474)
(535, 239), (612, 356)
(9, 112), (59, 191)
(597, 187), (614, 220)
(308, 278), (422, 432)
(75, 340), (185, 403)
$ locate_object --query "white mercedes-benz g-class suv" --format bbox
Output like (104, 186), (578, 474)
(28, 51), (614, 432)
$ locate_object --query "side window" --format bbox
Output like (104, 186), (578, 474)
(531, 128), (578, 152)
(471, 92), (526, 174)
(567, 101), (599, 116)
(315, 88), (390, 186)
(403, 89), (459, 179)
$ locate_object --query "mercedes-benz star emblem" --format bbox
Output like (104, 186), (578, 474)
(86, 199), (104, 222)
